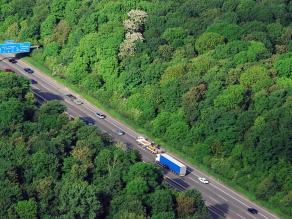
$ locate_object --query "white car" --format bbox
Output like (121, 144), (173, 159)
(95, 112), (106, 119)
(198, 177), (209, 184)
(73, 99), (83, 105)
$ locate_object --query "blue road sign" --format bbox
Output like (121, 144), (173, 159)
(0, 42), (31, 54)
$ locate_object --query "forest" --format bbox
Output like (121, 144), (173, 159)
(0, 72), (209, 218)
(0, 0), (291, 217)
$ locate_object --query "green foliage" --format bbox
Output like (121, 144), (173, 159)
(233, 41), (270, 65)
(14, 199), (37, 219)
(40, 15), (57, 39)
(240, 65), (273, 92)
(274, 52), (292, 78)
(125, 178), (150, 197)
(0, 72), (30, 100)
(255, 176), (279, 200)
(1, 0), (292, 216)
(214, 85), (245, 109)
(213, 40), (249, 59)
(149, 190), (174, 214)
(162, 27), (188, 48)
(207, 22), (242, 41)
(195, 32), (225, 54)
(0, 74), (207, 218)
(58, 180), (101, 218)
(0, 98), (26, 131)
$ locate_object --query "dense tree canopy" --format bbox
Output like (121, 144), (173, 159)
(0, 0), (291, 216)
(0, 73), (208, 218)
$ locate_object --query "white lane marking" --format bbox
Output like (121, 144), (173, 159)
(29, 76), (250, 219)
(2, 59), (59, 92)
(166, 177), (243, 219)
(34, 86), (275, 219)
(190, 172), (200, 178)
(208, 206), (226, 218)
(104, 118), (137, 139)
(52, 91), (138, 140)
(211, 183), (250, 208)
(189, 171), (251, 208)
(164, 176), (187, 190)
(208, 196), (220, 204)
(207, 200), (247, 219)
(29, 71), (246, 219)
(165, 181), (184, 192)
(5, 55), (277, 219)
(258, 213), (269, 219)
(17, 59), (62, 91)
(189, 173), (274, 219)
(187, 177), (200, 185)
(13, 57), (141, 141)
(218, 194), (228, 202)
(236, 212), (245, 219)
(33, 92), (46, 101)
(205, 201), (227, 218)
(189, 171), (277, 219)
(188, 177), (228, 203)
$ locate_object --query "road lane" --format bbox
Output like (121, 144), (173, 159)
(0, 56), (279, 219)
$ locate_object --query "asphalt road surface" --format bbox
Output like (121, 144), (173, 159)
(0, 55), (279, 219)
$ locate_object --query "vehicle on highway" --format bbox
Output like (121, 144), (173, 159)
(136, 136), (163, 154)
(65, 94), (83, 105)
(24, 68), (34, 74)
(65, 94), (77, 100)
(65, 94), (77, 101)
(73, 98), (83, 105)
(30, 79), (37, 84)
(4, 68), (13, 72)
(198, 177), (209, 184)
(156, 153), (187, 176)
(95, 112), (106, 119)
(80, 117), (95, 126)
(247, 208), (258, 214)
(115, 129), (125, 136)
(136, 136), (152, 148)
(8, 58), (17, 64)
(65, 94), (77, 103)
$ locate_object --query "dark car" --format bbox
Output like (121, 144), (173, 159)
(4, 68), (13, 72)
(95, 112), (106, 119)
(8, 58), (17, 64)
(66, 94), (77, 100)
(24, 68), (34, 74)
(81, 117), (95, 126)
(115, 129), (125, 136)
(247, 208), (258, 214)
(30, 79), (37, 84)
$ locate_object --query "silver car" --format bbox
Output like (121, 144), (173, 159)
(96, 112), (106, 119)
(73, 99), (83, 105)
(115, 129), (125, 136)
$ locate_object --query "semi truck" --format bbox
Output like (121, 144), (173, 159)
(155, 153), (187, 176)
(136, 136), (163, 154)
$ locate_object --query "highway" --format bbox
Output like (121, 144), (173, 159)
(0, 55), (279, 219)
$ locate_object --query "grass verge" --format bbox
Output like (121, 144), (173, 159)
(23, 56), (285, 219)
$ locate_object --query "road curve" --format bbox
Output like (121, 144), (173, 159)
(0, 55), (279, 219)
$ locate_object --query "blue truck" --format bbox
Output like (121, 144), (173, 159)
(156, 153), (187, 176)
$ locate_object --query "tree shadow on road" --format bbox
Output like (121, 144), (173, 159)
(208, 203), (229, 219)
(32, 88), (64, 101)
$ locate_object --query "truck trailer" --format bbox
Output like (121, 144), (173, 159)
(156, 153), (187, 176)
